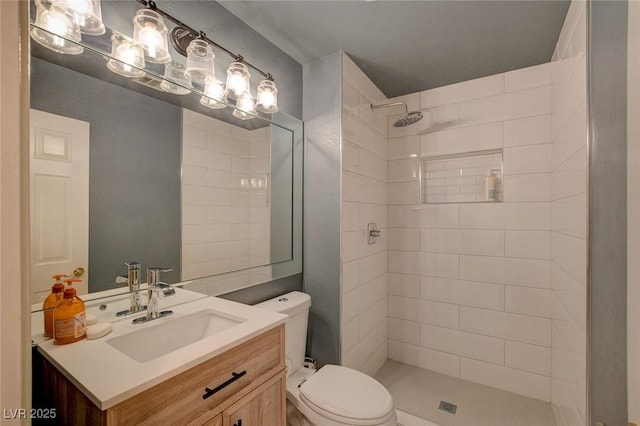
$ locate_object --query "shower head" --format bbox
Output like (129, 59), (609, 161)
(370, 102), (423, 127)
(393, 111), (423, 127)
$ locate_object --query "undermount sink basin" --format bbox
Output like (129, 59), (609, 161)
(106, 309), (245, 362)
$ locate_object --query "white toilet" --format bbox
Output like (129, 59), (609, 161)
(256, 291), (397, 426)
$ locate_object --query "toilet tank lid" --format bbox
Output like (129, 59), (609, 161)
(254, 291), (311, 316)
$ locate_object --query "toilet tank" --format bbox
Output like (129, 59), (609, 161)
(255, 291), (311, 376)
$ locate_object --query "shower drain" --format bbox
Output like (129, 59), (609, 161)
(439, 400), (457, 414)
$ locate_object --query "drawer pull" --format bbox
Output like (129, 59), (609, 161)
(202, 370), (247, 400)
(234, 420), (242, 426)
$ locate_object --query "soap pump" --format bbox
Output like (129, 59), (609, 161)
(53, 278), (87, 345)
(43, 274), (66, 338)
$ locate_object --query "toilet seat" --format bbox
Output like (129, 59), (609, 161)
(298, 365), (395, 425)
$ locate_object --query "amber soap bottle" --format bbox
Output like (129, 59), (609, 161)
(53, 278), (86, 345)
(43, 274), (66, 338)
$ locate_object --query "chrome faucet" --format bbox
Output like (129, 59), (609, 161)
(132, 267), (174, 324)
(116, 261), (146, 316)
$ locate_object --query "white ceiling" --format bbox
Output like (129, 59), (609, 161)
(219, 0), (570, 98)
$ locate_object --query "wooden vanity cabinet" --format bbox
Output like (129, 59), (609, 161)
(41, 324), (286, 425)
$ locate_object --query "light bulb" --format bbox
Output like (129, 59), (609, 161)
(107, 33), (145, 78)
(138, 25), (163, 57)
(31, 1), (83, 55)
(255, 79), (278, 114)
(54, 0), (105, 35)
(200, 80), (227, 109)
(225, 62), (250, 100)
(63, 0), (93, 15)
(232, 92), (256, 120)
(133, 9), (170, 63)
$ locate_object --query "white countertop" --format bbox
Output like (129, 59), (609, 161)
(37, 294), (286, 410)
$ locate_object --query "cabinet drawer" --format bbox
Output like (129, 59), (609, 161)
(107, 325), (284, 425)
(223, 370), (286, 426)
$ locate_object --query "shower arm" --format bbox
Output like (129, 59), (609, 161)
(370, 102), (409, 115)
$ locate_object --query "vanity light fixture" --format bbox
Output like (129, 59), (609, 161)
(54, 0), (106, 35)
(30, 0), (281, 118)
(232, 92), (257, 120)
(31, 0), (84, 55)
(106, 33), (146, 78)
(200, 80), (227, 109)
(132, 8), (171, 63)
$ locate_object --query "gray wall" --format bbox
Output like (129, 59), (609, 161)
(302, 52), (343, 366)
(31, 58), (182, 290)
(588, 1), (628, 424)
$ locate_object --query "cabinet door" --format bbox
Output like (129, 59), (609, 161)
(204, 414), (222, 426)
(223, 371), (285, 426)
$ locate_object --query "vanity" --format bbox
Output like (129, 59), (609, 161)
(36, 294), (287, 425)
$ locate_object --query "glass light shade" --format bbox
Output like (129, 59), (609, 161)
(31, 0), (84, 55)
(106, 33), (145, 78)
(232, 92), (256, 120)
(160, 61), (192, 95)
(185, 39), (216, 85)
(225, 62), (250, 100)
(255, 79), (279, 114)
(133, 9), (171, 63)
(200, 80), (227, 109)
(54, 0), (105, 35)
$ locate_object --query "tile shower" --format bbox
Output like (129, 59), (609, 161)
(339, 1), (587, 425)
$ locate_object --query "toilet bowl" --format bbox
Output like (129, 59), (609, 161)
(255, 292), (397, 426)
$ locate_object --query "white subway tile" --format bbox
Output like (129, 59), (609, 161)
(552, 232), (587, 285)
(182, 243), (208, 264)
(421, 252), (460, 279)
(342, 317), (360, 356)
(459, 85), (552, 127)
(421, 74), (504, 108)
(421, 276), (504, 311)
(505, 286), (552, 318)
(386, 92), (421, 112)
(360, 251), (387, 284)
(421, 324), (505, 365)
(389, 206), (421, 228)
(552, 147), (587, 201)
(420, 122), (502, 157)
(503, 114), (552, 147)
(503, 144), (552, 174)
(388, 250), (421, 275)
(421, 229), (504, 256)
(388, 228), (421, 251)
(552, 194), (587, 239)
(388, 158), (420, 182)
(182, 205), (207, 225)
(459, 202), (551, 230)
(388, 318), (421, 345)
(503, 174), (552, 202)
(460, 306), (551, 346)
(418, 347), (461, 377)
(505, 231), (551, 259)
(343, 54), (380, 103)
(388, 295), (420, 322)
(360, 298), (387, 339)
(388, 181), (421, 205)
(342, 81), (361, 114)
(360, 204), (388, 230)
(342, 259), (361, 293)
(388, 273), (421, 298)
(504, 63), (552, 93)
(505, 341), (551, 376)
(388, 135), (420, 160)
(342, 202), (360, 232)
(388, 340), (421, 367)
(360, 149), (388, 182)
(342, 285), (368, 324)
(419, 299), (459, 329)
(420, 204), (460, 228)
(342, 143), (361, 172)
(183, 124), (208, 148)
(460, 255), (551, 288)
(460, 358), (551, 402)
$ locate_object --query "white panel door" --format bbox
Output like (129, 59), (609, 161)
(30, 109), (89, 303)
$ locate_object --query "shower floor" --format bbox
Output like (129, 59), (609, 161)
(375, 360), (556, 426)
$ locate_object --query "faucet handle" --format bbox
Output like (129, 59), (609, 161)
(125, 261), (140, 270)
(147, 267), (173, 286)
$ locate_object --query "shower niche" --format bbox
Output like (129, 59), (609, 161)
(421, 148), (503, 204)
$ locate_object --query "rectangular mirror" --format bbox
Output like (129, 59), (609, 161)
(28, 3), (302, 308)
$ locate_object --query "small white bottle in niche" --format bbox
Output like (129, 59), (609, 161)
(484, 169), (499, 201)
